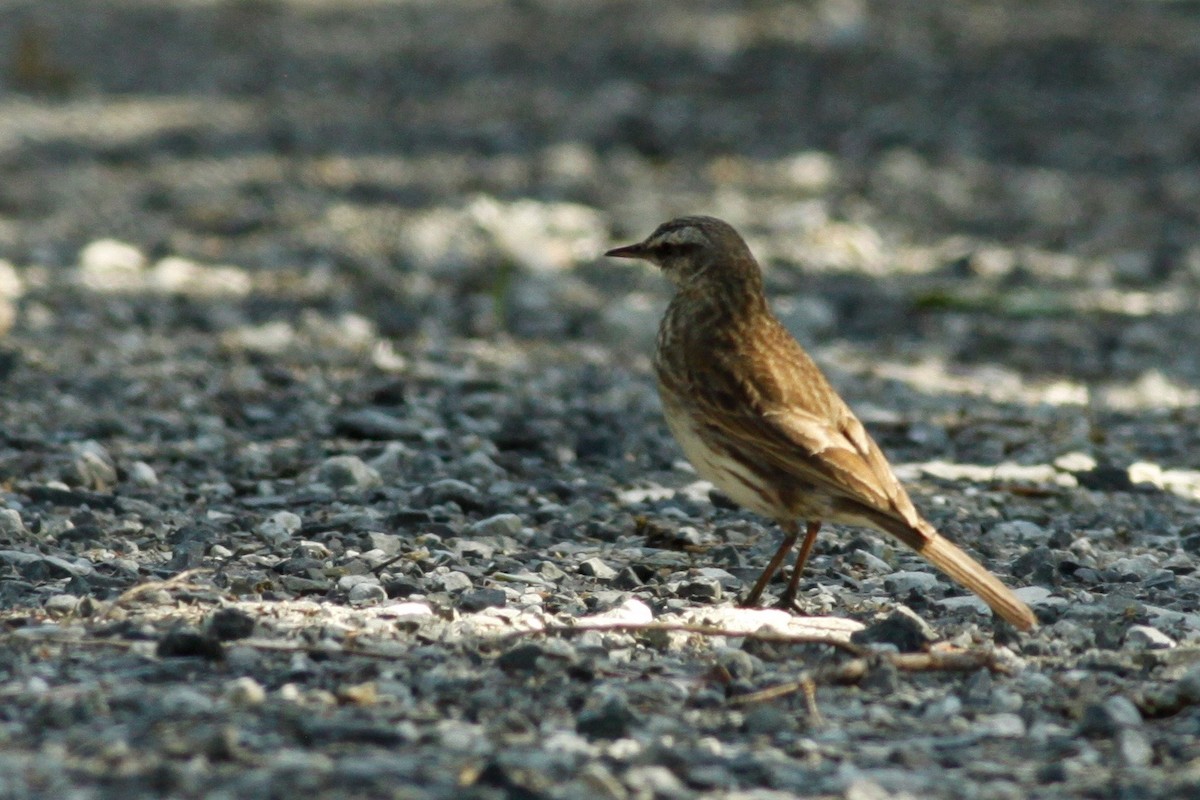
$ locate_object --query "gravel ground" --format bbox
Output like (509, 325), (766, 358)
(3, 1), (1200, 798)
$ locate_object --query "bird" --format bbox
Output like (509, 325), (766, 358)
(605, 215), (1036, 631)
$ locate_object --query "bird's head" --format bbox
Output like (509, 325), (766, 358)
(605, 216), (758, 289)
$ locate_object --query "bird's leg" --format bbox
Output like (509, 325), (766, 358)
(777, 520), (821, 609)
(740, 520), (799, 607)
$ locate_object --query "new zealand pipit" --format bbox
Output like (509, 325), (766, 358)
(606, 216), (1036, 631)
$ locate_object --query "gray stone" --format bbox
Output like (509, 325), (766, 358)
(459, 588), (506, 611)
(422, 478), (482, 509)
(44, 594), (79, 615)
(989, 520), (1047, 544)
(128, 461), (159, 487)
(0, 508), (29, 538)
(71, 441), (118, 491)
(578, 558), (618, 580)
(883, 570), (940, 595)
(365, 532), (402, 556)
(848, 549), (893, 574)
(1116, 728), (1154, 767)
(469, 513), (523, 537)
(852, 607), (937, 653)
(257, 511), (302, 546)
(348, 582), (387, 605)
(318, 455), (383, 491)
(435, 571), (473, 593)
(742, 704), (796, 735)
(1123, 624), (1176, 651)
(1079, 695), (1142, 737)
(577, 696), (636, 740)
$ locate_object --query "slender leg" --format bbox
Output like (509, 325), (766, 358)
(740, 520), (799, 607)
(777, 520), (821, 609)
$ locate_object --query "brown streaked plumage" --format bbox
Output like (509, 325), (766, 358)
(606, 215), (1036, 631)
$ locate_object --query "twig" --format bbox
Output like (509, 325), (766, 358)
(525, 621), (869, 656)
(731, 648), (1009, 705)
(97, 568), (215, 620)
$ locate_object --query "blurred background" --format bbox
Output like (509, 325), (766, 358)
(2, 0), (1199, 420)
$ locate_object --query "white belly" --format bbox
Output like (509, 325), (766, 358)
(662, 403), (782, 518)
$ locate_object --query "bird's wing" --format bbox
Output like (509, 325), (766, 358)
(690, 344), (924, 529)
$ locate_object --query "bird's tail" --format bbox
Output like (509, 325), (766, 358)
(878, 516), (1037, 631)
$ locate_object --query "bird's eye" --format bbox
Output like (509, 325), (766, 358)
(654, 242), (697, 258)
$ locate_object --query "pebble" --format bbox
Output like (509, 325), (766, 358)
(469, 513), (523, 537)
(848, 549), (893, 574)
(852, 607), (937, 652)
(224, 677), (267, 708)
(44, 594), (78, 615)
(989, 520), (1048, 544)
(434, 571), (473, 593)
(208, 608), (255, 641)
(71, 441), (118, 491)
(459, 588), (507, 611)
(1116, 728), (1154, 767)
(257, 511), (302, 546)
(577, 696), (636, 741)
(1123, 624), (1176, 651)
(318, 455), (382, 491)
(127, 461), (159, 487)
(0, 508), (28, 537)
(79, 239), (146, 289)
(883, 571), (941, 595)
(1079, 695), (1142, 737)
(364, 532), (402, 556)
(348, 582), (387, 605)
(578, 558), (618, 580)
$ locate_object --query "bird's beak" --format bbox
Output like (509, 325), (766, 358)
(604, 242), (649, 260)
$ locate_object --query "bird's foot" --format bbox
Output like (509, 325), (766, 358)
(773, 592), (803, 613)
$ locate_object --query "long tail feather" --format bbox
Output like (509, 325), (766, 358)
(878, 517), (1037, 631)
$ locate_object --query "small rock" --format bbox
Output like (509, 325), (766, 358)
(577, 695), (636, 740)
(538, 561), (567, 581)
(349, 582), (387, 605)
(621, 766), (685, 798)
(459, 587), (507, 611)
(208, 607), (255, 641)
(469, 513), (523, 537)
(257, 511), (302, 546)
(677, 578), (722, 601)
(989, 520), (1047, 544)
(977, 712), (1026, 738)
(1011, 546), (1061, 584)
(334, 408), (416, 439)
(128, 461), (159, 487)
(365, 532), (402, 556)
(1176, 664), (1200, 704)
(79, 238), (146, 290)
(851, 607), (937, 652)
(1116, 728), (1154, 767)
(421, 478), (482, 509)
(71, 441), (118, 491)
(613, 566), (643, 589)
(157, 626), (224, 660)
(0, 508), (29, 538)
(318, 455), (383, 491)
(848, 549), (893, 574)
(224, 676), (266, 708)
(435, 571), (473, 593)
(742, 705), (795, 735)
(578, 558), (618, 580)
(1079, 695), (1142, 737)
(497, 644), (548, 673)
(44, 594), (78, 615)
(1123, 624), (1176, 651)
(883, 571), (940, 595)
